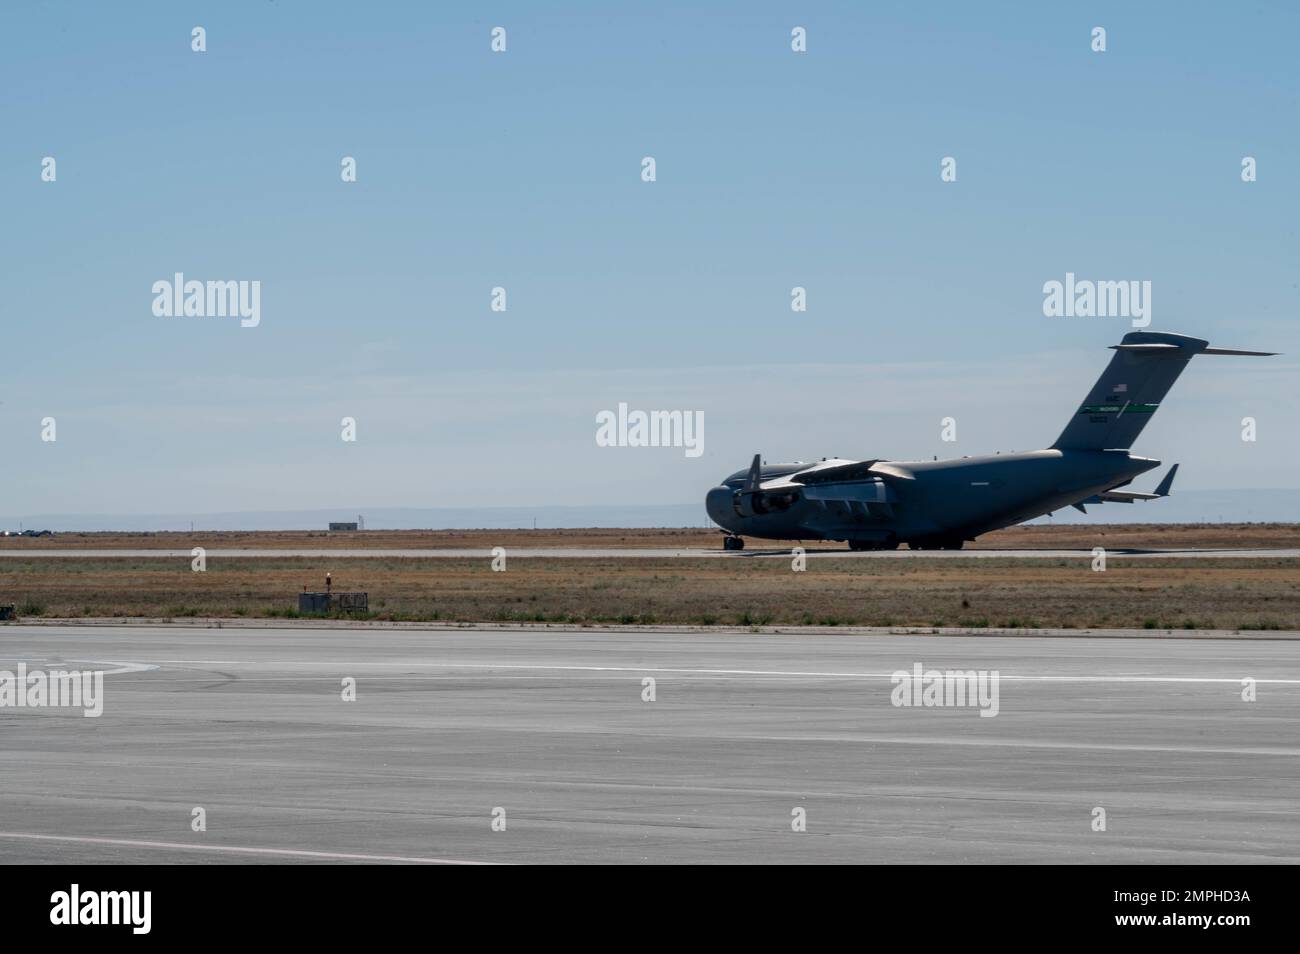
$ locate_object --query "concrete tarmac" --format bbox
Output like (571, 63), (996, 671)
(3, 547), (1298, 559)
(1, 625), (1298, 864)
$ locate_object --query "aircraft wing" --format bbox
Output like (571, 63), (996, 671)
(788, 459), (882, 485)
(735, 458), (904, 528)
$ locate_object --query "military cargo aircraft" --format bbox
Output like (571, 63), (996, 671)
(705, 331), (1275, 550)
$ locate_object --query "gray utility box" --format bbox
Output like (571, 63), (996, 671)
(298, 592), (369, 614)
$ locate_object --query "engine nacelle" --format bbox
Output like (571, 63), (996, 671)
(734, 489), (799, 518)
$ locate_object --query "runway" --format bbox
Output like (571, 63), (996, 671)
(4, 547), (1299, 559)
(2, 624), (1299, 864)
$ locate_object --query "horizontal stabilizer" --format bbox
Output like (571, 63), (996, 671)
(1111, 344), (1278, 356)
(1153, 463), (1179, 496)
(1080, 464), (1178, 505)
(1201, 347), (1279, 356)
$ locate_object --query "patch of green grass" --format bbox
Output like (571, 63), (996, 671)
(262, 607), (314, 619)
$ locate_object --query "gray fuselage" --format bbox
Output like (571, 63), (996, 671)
(705, 450), (1159, 546)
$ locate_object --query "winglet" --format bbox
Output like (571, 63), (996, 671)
(743, 454), (762, 493)
(1154, 463), (1178, 497)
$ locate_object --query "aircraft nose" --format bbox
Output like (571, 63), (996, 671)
(705, 485), (736, 528)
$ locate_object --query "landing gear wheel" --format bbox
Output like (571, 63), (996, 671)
(909, 538), (962, 551)
(849, 535), (899, 552)
(723, 536), (745, 551)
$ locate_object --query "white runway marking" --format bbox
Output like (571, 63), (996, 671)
(68, 659), (161, 675)
(0, 831), (496, 865)
(0, 658), (159, 675)
(4, 546), (1299, 559)
(138, 659), (1300, 685)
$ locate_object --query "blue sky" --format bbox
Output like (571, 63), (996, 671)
(2, 1), (1296, 517)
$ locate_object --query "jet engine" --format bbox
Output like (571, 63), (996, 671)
(732, 454), (800, 516)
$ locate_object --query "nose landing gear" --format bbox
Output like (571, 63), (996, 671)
(723, 536), (745, 551)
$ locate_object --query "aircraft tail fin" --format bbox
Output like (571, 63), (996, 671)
(1051, 332), (1277, 451)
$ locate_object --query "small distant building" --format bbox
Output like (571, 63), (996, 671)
(328, 522), (359, 531)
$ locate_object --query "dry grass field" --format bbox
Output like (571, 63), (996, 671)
(2, 553), (1298, 631)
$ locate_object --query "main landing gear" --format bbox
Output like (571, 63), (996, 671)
(847, 537), (899, 551)
(907, 539), (965, 551)
(723, 535), (745, 551)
